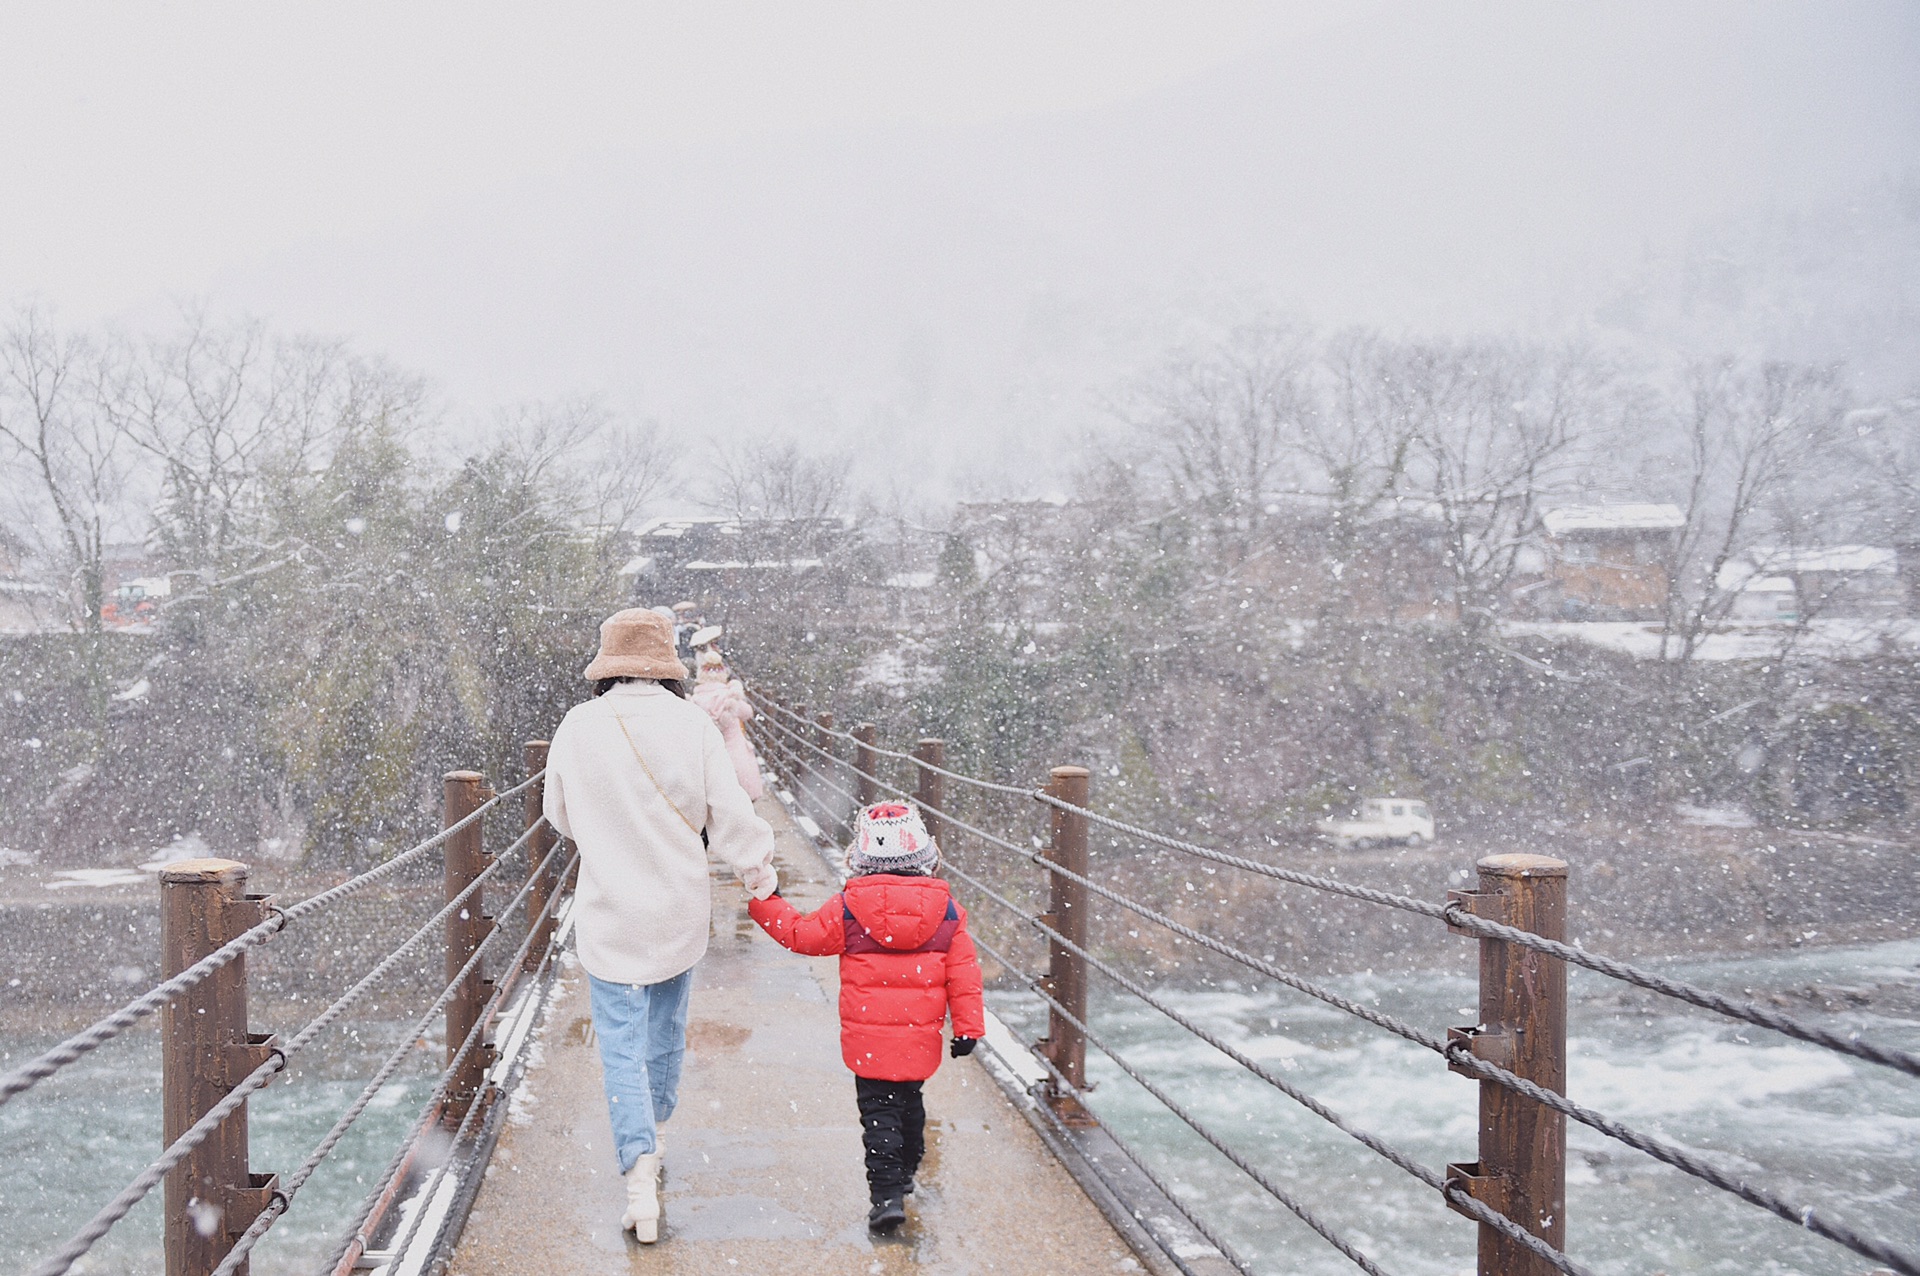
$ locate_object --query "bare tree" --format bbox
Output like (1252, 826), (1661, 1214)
(1122, 322), (1317, 560)
(99, 314), (365, 584)
(709, 437), (850, 529)
(1388, 339), (1617, 631)
(1658, 358), (1850, 660)
(0, 307), (136, 630)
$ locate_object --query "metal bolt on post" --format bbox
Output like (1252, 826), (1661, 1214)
(1445, 854), (1570, 1276)
(522, 741), (557, 972)
(1039, 765), (1094, 1124)
(161, 858), (278, 1276)
(853, 723), (879, 807)
(443, 771), (495, 1125)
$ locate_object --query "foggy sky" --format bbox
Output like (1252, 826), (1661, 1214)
(3, 1), (1915, 497)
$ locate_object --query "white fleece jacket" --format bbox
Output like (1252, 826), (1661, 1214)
(544, 680), (777, 986)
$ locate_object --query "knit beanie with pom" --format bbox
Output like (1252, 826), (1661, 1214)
(847, 802), (940, 875)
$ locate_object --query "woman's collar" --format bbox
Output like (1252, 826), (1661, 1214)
(605, 680), (667, 697)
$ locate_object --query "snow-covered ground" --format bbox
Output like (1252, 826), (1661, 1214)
(1504, 618), (1920, 662)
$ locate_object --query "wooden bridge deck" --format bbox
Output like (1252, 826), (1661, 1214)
(448, 792), (1152, 1275)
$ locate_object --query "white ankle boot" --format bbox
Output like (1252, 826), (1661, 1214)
(623, 1153), (661, 1242)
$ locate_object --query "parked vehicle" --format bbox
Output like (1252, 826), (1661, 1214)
(1315, 797), (1435, 849)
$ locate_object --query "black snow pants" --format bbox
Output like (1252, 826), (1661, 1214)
(854, 1076), (926, 1203)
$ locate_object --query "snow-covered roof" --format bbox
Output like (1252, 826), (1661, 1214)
(634, 514), (854, 539)
(681, 558), (825, 572)
(884, 571), (937, 590)
(1748, 545), (1897, 574)
(0, 578), (57, 597)
(632, 515), (736, 539)
(1541, 504), (1685, 534)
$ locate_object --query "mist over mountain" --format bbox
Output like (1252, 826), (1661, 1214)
(211, 2), (1920, 495)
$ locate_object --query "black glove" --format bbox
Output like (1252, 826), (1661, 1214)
(949, 1036), (977, 1058)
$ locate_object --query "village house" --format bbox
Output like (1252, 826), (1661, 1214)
(620, 514), (858, 611)
(1717, 545), (1908, 623)
(1519, 504), (1685, 620)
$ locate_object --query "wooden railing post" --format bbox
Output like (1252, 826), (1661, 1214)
(1040, 765), (1093, 1122)
(161, 859), (277, 1276)
(1446, 854), (1569, 1276)
(791, 703), (810, 789)
(522, 741), (557, 972)
(911, 738), (946, 851)
(853, 723), (879, 807)
(444, 771), (494, 1124)
(814, 711), (838, 830)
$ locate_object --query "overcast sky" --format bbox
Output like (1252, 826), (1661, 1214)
(2, 3), (1915, 495)
(0, 2), (1347, 313)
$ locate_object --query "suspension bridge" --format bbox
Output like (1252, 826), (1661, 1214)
(3, 684), (1917, 1276)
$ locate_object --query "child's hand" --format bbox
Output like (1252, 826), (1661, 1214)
(949, 1036), (977, 1058)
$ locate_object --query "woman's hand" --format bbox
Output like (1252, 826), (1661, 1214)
(740, 862), (779, 900)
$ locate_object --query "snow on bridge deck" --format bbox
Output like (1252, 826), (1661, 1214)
(449, 791), (1151, 1275)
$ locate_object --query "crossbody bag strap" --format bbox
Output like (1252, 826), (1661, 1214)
(613, 713), (704, 840)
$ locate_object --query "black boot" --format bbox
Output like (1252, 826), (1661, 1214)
(868, 1195), (907, 1234)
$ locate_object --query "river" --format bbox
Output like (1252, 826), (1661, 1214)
(4, 939), (1915, 1275)
(994, 937), (1920, 1276)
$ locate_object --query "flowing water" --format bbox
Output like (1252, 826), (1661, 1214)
(5, 941), (1916, 1275)
(994, 938), (1920, 1276)
(0, 1023), (438, 1275)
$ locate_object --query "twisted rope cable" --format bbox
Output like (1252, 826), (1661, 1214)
(966, 929), (1397, 1276)
(318, 845), (580, 1276)
(213, 836), (575, 1276)
(27, 812), (550, 1276)
(971, 933), (1257, 1276)
(759, 712), (1446, 1052)
(370, 868), (572, 1276)
(767, 712), (1919, 1270)
(1029, 791), (1920, 1079)
(1441, 1042), (1920, 1275)
(768, 737), (1254, 1276)
(950, 859), (1450, 1189)
(748, 690), (1036, 797)
(761, 689), (1920, 1074)
(0, 771), (544, 1110)
(981, 928), (1598, 1276)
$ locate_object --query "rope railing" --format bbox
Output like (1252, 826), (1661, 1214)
(757, 710), (1448, 1047)
(221, 837), (580, 1276)
(0, 770), (546, 1111)
(757, 729), (1602, 1276)
(749, 690), (1034, 797)
(25, 813), (556, 1276)
(753, 697), (1920, 1276)
(755, 693), (1920, 1079)
(966, 931), (1259, 1276)
(1028, 791), (1920, 1080)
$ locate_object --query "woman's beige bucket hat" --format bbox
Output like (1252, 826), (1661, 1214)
(583, 608), (689, 681)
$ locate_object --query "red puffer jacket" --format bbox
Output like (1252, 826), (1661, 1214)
(748, 873), (986, 1082)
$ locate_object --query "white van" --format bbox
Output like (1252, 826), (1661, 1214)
(1315, 797), (1436, 849)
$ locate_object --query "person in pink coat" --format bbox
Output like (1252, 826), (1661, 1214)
(691, 650), (764, 799)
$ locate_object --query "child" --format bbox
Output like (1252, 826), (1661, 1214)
(747, 801), (985, 1234)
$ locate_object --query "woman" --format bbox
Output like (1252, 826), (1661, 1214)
(543, 607), (779, 1243)
(691, 648), (763, 799)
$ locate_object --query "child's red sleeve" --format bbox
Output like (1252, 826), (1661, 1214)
(944, 902), (987, 1040)
(747, 891), (848, 956)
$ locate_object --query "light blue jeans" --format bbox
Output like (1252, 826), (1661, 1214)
(587, 969), (692, 1174)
